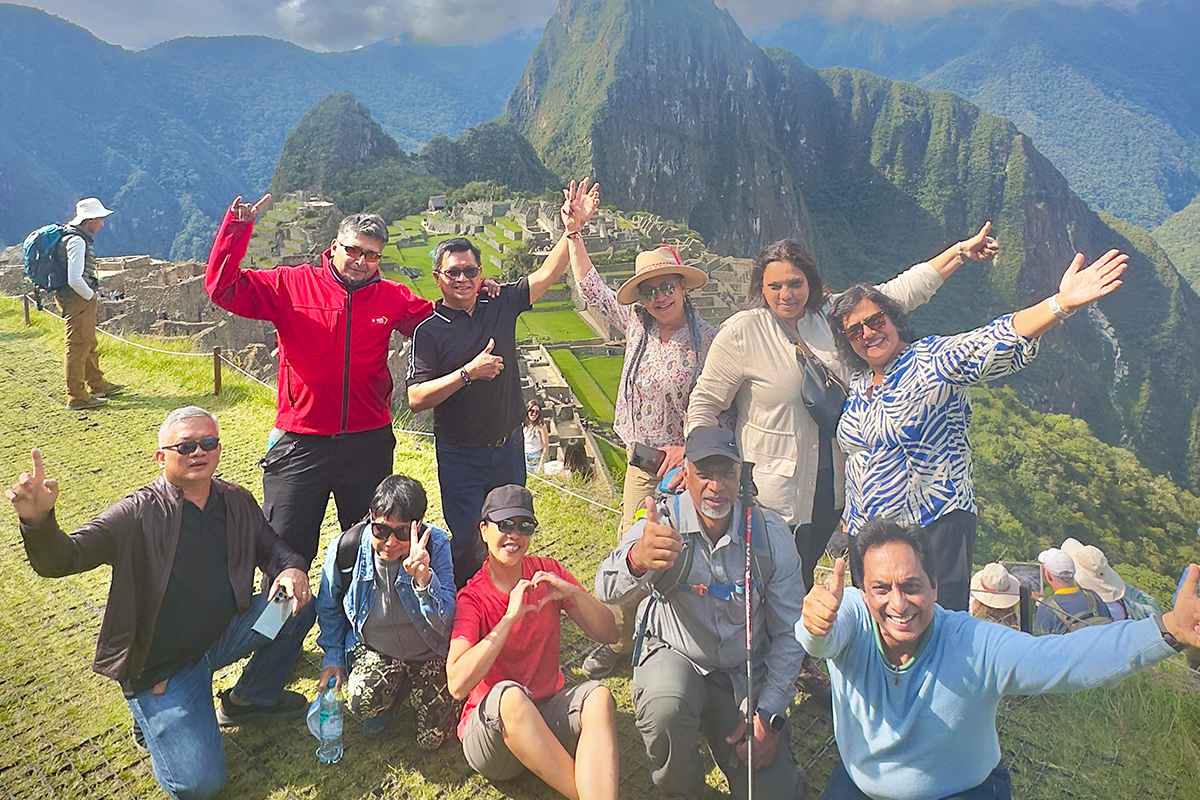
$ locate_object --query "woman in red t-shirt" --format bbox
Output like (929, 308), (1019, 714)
(447, 485), (619, 799)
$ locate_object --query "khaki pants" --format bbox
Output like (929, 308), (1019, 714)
(606, 461), (661, 654)
(56, 291), (106, 402)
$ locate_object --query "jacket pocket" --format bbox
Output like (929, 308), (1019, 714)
(739, 423), (798, 478)
(259, 437), (297, 473)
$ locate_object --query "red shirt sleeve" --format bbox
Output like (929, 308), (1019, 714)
(205, 208), (284, 321)
(451, 587), (485, 645)
(390, 283), (434, 338)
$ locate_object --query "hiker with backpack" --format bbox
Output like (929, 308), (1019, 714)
(24, 198), (124, 409)
(595, 426), (808, 799)
(314, 475), (460, 746)
(1034, 547), (1112, 634)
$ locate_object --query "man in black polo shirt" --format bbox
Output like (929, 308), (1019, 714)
(8, 406), (314, 800)
(407, 178), (599, 587)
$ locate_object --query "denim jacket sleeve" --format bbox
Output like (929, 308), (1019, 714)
(413, 526), (456, 635)
(315, 537), (351, 671)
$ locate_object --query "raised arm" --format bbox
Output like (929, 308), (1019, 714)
(8, 448), (120, 577)
(205, 194), (285, 320)
(1011, 249), (1127, 339)
(528, 178), (600, 303)
(926, 221), (998, 281)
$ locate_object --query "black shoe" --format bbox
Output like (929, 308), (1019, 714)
(215, 688), (308, 727)
(581, 644), (623, 679)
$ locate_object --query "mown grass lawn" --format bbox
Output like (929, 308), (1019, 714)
(579, 356), (623, 406)
(517, 311), (599, 343)
(2, 295), (1198, 800)
(547, 349), (616, 424)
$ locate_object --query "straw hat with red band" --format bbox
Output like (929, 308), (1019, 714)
(615, 245), (708, 306)
(969, 562), (1021, 609)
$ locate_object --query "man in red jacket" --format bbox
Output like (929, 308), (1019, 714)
(206, 193), (434, 567)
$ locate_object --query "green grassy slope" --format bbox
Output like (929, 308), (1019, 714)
(3, 296), (1199, 799)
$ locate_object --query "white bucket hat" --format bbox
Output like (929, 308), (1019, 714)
(970, 563), (1021, 609)
(70, 198), (115, 225)
(1060, 538), (1125, 602)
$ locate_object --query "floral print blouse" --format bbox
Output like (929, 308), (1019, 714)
(579, 268), (717, 449)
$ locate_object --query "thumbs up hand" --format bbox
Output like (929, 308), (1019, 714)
(803, 557), (846, 637)
(464, 338), (504, 381)
(630, 497), (683, 573)
(1162, 564), (1200, 649)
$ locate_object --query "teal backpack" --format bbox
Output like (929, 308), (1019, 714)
(22, 224), (72, 308)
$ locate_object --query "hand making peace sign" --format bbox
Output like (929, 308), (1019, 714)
(402, 521), (433, 589)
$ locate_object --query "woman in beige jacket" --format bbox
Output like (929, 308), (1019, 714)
(686, 227), (997, 593)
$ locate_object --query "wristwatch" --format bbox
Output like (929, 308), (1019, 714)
(1154, 613), (1187, 652)
(757, 709), (786, 732)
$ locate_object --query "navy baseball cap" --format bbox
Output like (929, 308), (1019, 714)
(685, 426), (741, 464)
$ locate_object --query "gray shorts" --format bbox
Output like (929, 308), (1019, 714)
(461, 680), (604, 780)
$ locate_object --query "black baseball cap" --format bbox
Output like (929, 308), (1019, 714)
(685, 426), (741, 464)
(481, 484), (537, 522)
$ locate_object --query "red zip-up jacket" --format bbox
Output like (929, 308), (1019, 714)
(206, 210), (433, 435)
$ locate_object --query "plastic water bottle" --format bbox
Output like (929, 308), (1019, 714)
(316, 677), (343, 764)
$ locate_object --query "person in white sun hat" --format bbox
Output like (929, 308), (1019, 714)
(969, 563), (1021, 629)
(1034, 547), (1112, 634)
(58, 197), (123, 410)
(1060, 538), (1164, 622)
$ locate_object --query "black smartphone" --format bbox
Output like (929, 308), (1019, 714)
(630, 443), (666, 474)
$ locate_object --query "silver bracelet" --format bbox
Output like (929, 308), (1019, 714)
(1048, 294), (1075, 320)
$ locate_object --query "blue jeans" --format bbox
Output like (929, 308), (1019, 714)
(126, 594), (316, 800)
(820, 760), (1011, 800)
(435, 432), (525, 588)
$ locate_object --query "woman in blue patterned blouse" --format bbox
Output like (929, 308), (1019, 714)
(828, 249), (1129, 611)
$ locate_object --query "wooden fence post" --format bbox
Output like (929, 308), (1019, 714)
(213, 347), (221, 396)
(23, 294), (31, 326)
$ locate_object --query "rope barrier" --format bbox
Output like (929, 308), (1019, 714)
(17, 294), (623, 515)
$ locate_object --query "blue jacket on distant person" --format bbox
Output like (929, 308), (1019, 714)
(315, 520), (455, 672)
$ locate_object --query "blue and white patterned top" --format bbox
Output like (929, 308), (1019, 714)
(837, 314), (1039, 534)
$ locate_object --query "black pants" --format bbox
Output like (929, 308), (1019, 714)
(260, 426), (395, 567)
(793, 434), (840, 594)
(920, 509), (977, 612)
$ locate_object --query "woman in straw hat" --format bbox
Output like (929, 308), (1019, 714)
(563, 186), (718, 678)
(970, 563), (1022, 629)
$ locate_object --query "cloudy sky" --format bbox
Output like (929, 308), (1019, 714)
(11, 0), (1141, 51)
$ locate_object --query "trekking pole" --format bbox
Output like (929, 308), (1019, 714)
(740, 461), (756, 800)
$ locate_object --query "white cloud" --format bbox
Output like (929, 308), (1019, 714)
(717, 0), (1146, 33)
(272, 0), (558, 50)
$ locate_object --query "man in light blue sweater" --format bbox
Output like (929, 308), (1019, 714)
(796, 519), (1200, 800)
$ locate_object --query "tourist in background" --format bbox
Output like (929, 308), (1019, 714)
(447, 485), (619, 800)
(969, 563), (1022, 630)
(829, 248), (1128, 611)
(1035, 548), (1113, 634)
(567, 202), (719, 678)
(686, 227), (997, 598)
(315, 475), (460, 747)
(1060, 537), (1164, 621)
(407, 179), (595, 588)
(523, 400), (550, 474)
(56, 198), (124, 410)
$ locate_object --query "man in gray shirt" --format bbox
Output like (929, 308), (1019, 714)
(595, 426), (807, 799)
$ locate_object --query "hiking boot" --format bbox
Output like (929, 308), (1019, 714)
(581, 644), (623, 679)
(67, 396), (107, 410)
(361, 709), (395, 738)
(92, 383), (125, 398)
(215, 688), (308, 727)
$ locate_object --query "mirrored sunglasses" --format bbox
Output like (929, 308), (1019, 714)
(494, 519), (537, 536)
(637, 279), (678, 301)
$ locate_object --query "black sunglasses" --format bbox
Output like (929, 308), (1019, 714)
(162, 437), (220, 455)
(494, 519), (537, 536)
(637, 279), (678, 301)
(437, 266), (481, 280)
(843, 310), (888, 343)
(371, 520), (422, 541)
(338, 242), (383, 262)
